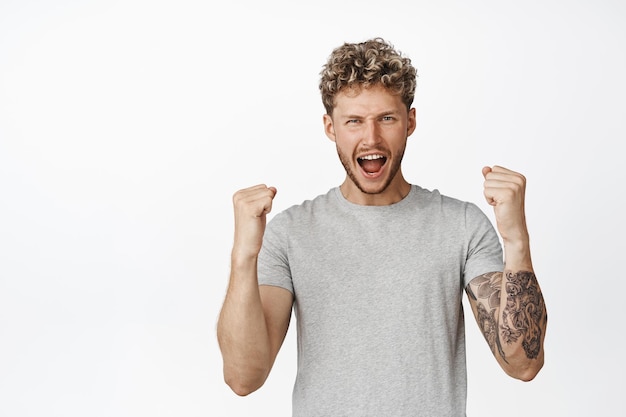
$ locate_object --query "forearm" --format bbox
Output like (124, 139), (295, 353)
(477, 165), (547, 380)
(217, 255), (272, 395)
(497, 238), (547, 380)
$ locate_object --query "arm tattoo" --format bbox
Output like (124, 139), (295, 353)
(501, 271), (546, 359)
(467, 271), (546, 361)
(466, 272), (508, 361)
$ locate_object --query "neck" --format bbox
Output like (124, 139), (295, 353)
(340, 174), (411, 206)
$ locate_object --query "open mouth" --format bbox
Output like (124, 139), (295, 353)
(357, 154), (387, 175)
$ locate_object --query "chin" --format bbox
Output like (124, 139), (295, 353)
(354, 178), (392, 195)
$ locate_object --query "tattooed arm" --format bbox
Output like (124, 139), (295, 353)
(466, 270), (546, 380)
(466, 166), (547, 381)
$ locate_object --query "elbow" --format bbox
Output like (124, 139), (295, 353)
(504, 356), (544, 382)
(510, 366), (542, 382)
(224, 367), (268, 397)
(225, 379), (261, 397)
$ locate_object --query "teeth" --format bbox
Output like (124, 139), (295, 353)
(359, 154), (384, 160)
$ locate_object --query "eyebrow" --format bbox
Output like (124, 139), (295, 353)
(339, 110), (400, 119)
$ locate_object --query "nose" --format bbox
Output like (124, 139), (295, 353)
(362, 119), (381, 146)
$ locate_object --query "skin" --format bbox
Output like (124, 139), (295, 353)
(466, 165), (547, 380)
(217, 184), (293, 396)
(217, 84), (546, 396)
(322, 84), (416, 206)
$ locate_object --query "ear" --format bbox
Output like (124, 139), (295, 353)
(323, 114), (336, 142)
(407, 108), (417, 137)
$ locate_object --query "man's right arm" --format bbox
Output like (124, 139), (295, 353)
(216, 185), (293, 396)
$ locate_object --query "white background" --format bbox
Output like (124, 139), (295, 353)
(1, 0), (624, 416)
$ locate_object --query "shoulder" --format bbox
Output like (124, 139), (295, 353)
(409, 185), (492, 225)
(410, 184), (470, 211)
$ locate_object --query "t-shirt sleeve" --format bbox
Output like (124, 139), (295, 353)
(463, 202), (504, 288)
(257, 214), (294, 294)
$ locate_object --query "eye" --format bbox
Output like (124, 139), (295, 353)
(346, 119), (360, 124)
(381, 115), (395, 122)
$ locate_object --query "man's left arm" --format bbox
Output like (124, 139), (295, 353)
(465, 165), (547, 381)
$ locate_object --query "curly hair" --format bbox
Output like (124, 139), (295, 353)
(319, 38), (417, 115)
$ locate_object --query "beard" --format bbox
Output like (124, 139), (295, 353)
(336, 143), (406, 195)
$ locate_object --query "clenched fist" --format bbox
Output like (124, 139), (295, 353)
(232, 184), (277, 260)
(482, 166), (529, 245)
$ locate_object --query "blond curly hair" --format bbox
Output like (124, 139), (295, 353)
(319, 38), (417, 115)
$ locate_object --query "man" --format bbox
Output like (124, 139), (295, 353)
(217, 37), (547, 416)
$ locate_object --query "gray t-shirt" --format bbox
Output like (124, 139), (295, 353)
(258, 185), (503, 417)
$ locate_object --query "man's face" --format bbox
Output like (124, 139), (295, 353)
(324, 84), (416, 200)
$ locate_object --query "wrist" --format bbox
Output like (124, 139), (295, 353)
(502, 237), (533, 272)
(231, 249), (258, 268)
